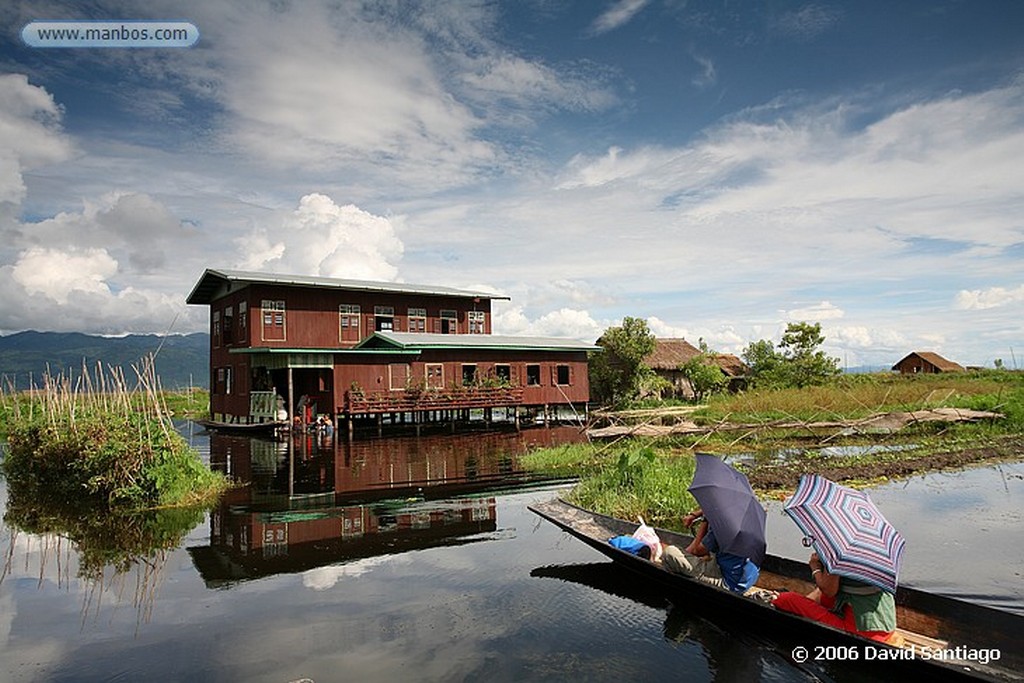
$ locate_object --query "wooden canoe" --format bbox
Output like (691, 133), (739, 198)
(529, 498), (1023, 682)
(195, 419), (288, 434)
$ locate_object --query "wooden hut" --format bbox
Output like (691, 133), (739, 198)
(644, 338), (747, 398)
(891, 351), (966, 374)
(186, 269), (597, 430)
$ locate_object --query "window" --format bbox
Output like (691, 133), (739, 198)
(462, 364), (477, 386)
(225, 366), (233, 394)
(440, 309), (458, 334)
(494, 364), (511, 384)
(526, 364), (541, 386)
(239, 301), (247, 340)
(339, 304), (361, 342)
(212, 311), (221, 348)
(468, 310), (485, 334)
(223, 306), (234, 344)
(425, 363), (444, 389)
(216, 367), (225, 393)
(261, 299), (286, 341)
(556, 365), (571, 385)
(375, 305), (394, 332)
(407, 307), (426, 333)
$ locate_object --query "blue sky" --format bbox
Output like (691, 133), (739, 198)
(1, 1), (1022, 368)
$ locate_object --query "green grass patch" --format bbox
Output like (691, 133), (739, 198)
(1, 359), (226, 509)
(523, 441), (698, 532)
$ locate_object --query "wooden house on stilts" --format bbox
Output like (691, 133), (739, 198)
(186, 269), (596, 434)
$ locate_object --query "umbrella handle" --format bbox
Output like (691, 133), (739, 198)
(801, 536), (814, 548)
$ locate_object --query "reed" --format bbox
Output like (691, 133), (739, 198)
(2, 355), (226, 508)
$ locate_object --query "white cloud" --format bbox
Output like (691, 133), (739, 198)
(953, 284), (1024, 310)
(784, 301), (845, 321)
(691, 53), (717, 89)
(0, 74), (73, 204)
(492, 304), (602, 342)
(589, 0), (650, 36)
(237, 193), (404, 281)
(10, 247), (117, 304)
(647, 316), (691, 339)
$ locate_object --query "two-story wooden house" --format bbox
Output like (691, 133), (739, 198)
(186, 269), (596, 429)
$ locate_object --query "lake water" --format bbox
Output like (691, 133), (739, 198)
(1, 426), (1021, 682)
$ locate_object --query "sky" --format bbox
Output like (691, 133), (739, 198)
(1, 0), (1022, 368)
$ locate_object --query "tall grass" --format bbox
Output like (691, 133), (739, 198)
(1, 357), (226, 508)
(523, 441), (699, 532)
(698, 371), (1024, 427)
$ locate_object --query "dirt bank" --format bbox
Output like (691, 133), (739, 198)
(745, 434), (1024, 495)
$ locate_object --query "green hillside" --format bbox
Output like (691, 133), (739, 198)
(0, 331), (209, 390)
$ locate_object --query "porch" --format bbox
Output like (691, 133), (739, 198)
(345, 385), (524, 415)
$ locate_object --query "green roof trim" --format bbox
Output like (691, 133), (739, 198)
(354, 331), (599, 353)
(229, 347), (419, 355)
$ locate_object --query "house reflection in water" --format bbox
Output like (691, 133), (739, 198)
(188, 426), (582, 587)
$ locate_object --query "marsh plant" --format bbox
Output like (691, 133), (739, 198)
(1, 356), (226, 508)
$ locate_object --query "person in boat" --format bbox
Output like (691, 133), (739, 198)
(771, 552), (897, 643)
(658, 508), (760, 594)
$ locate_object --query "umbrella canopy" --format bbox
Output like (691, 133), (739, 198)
(784, 474), (905, 593)
(687, 453), (767, 566)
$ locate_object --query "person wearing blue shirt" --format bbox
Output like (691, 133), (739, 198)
(660, 508), (760, 593)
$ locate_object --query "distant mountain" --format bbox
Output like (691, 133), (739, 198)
(0, 331), (209, 390)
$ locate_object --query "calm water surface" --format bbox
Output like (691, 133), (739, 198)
(1, 426), (1021, 682)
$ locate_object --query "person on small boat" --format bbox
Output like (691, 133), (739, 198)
(771, 552), (897, 643)
(658, 508), (760, 594)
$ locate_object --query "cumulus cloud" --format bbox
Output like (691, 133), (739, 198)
(492, 304), (602, 341)
(647, 316), (692, 339)
(953, 284), (1024, 310)
(237, 193), (404, 281)
(10, 247), (117, 304)
(0, 74), (74, 205)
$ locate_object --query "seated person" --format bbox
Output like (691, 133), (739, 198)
(659, 508), (760, 594)
(772, 552), (897, 643)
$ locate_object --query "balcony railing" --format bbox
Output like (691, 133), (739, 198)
(345, 386), (524, 414)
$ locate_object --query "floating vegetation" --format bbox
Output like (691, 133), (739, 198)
(1, 356), (227, 508)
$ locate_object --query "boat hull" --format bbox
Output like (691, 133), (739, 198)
(530, 498), (1022, 682)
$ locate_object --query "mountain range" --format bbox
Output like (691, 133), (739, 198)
(0, 331), (209, 390)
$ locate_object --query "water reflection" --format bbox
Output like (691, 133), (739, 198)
(191, 425), (584, 587)
(2, 488), (206, 627)
(531, 562), (786, 682)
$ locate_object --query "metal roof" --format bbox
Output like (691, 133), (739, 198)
(356, 331), (600, 352)
(186, 268), (509, 305)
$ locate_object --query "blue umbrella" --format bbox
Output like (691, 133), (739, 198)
(784, 474), (905, 593)
(687, 453), (767, 566)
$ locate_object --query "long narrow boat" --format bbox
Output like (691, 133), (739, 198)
(530, 498), (1023, 682)
(195, 418), (288, 435)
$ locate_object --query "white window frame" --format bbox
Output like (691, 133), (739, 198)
(339, 304), (361, 341)
(468, 310), (485, 334)
(261, 299), (286, 341)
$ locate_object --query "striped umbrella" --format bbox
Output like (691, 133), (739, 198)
(783, 474), (905, 593)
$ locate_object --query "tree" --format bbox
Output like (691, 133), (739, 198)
(742, 322), (841, 388)
(589, 317), (657, 407)
(741, 338), (786, 387)
(679, 339), (727, 402)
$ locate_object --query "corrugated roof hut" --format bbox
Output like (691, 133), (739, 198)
(892, 351), (966, 374)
